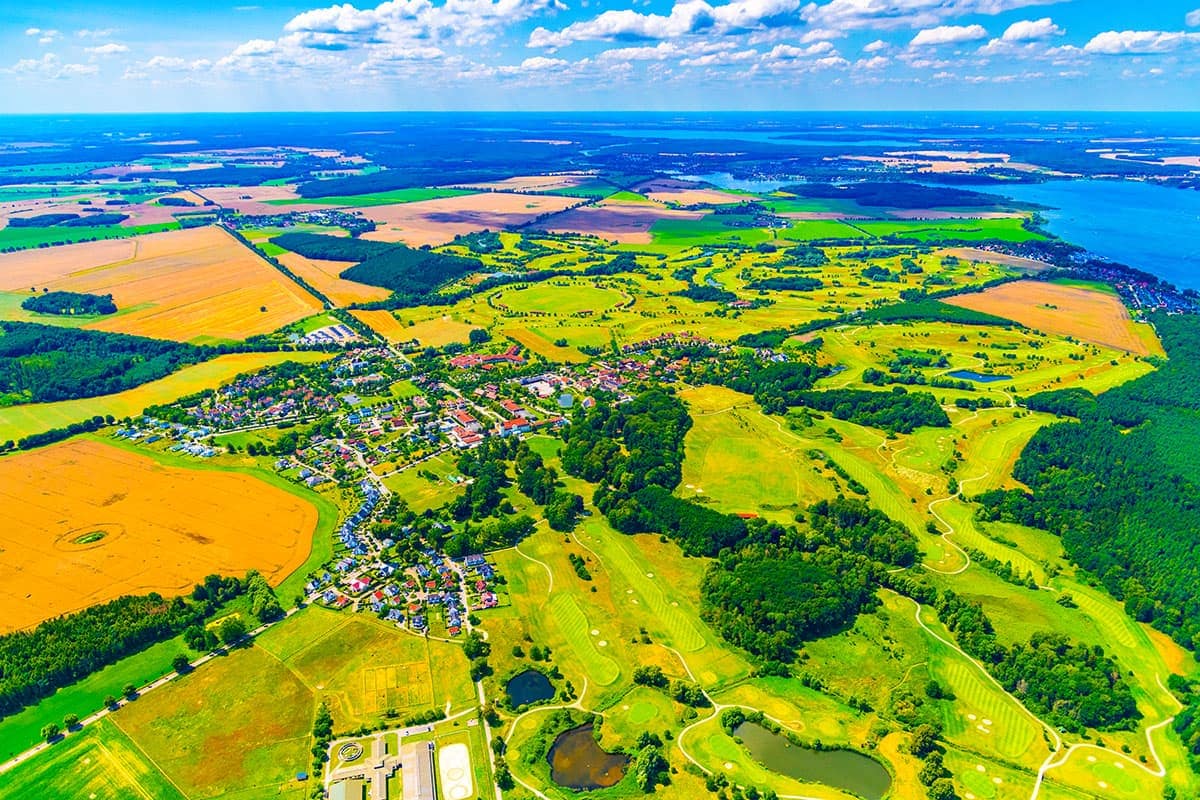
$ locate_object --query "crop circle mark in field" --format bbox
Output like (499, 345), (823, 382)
(55, 523), (125, 551)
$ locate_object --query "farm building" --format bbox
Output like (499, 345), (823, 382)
(400, 741), (437, 800)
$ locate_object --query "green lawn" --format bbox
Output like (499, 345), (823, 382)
(853, 217), (1043, 243)
(0, 221), (180, 250)
(0, 718), (186, 800)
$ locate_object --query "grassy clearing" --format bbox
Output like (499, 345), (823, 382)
(777, 220), (870, 240)
(0, 222), (180, 251)
(853, 217), (1043, 243)
(382, 454), (464, 512)
(112, 644), (314, 800)
(498, 282), (625, 315)
(0, 351), (330, 442)
(680, 385), (837, 521)
(0, 718), (186, 800)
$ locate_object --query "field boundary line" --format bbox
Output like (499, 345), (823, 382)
(106, 716), (192, 800)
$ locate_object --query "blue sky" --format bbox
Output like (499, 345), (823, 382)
(2, 0), (1199, 111)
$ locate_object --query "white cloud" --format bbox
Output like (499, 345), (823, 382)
(528, 0), (800, 49)
(1084, 30), (1200, 55)
(680, 47), (758, 65)
(855, 54), (888, 69)
(86, 43), (129, 56)
(24, 28), (41, 36)
(800, 0), (1059, 35)
(28, 28), (61, 45)
(862, 38), (888, 53)
(1001, 17), (1061, 41)
(910, 24), (987, 46)
(7, 53), (98, 79)
(77, 28), (116, 38)
(1187, 9), (1200, 27)
(766, 41), (834, 58)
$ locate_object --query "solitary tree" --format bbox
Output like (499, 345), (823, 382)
(63, 714), (79, 730)
(172, 654), (191, 674)
(122, 683), (137, 699)
(41, 723), (60, 743)
(218, 617), (248, 646)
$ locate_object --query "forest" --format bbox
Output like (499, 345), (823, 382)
(0, 322), (209, 405)
(21, 291), (117, 316)
(746, 276), (823, 291)
(270, 232), (482, 306)
(789, 387), (950, 432)
(701, 499), (917, 662)
(978, 313), (1200, 651)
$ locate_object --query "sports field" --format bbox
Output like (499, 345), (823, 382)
(944, 279), (1163, 356)
(0, 226), (324, 342)
(0, 439), (318, 632)
(0, 351), (330, 443)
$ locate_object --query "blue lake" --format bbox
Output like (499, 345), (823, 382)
(976, 179), (1200, 290)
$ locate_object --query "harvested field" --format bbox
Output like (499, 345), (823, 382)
(634, 178), (746, 206)
(0, 438), (318, 633)
(454, 173), (597, 192)
(542, 201), (704, 243)
(358, 192), (580, 246)
(944, 280), (1161, 356)
(403, 316), (478, 347)
(277, 252), (391, 306)
(195, 184), (327, 215)
(351, 309), (411, 342)
(0, 226), (324, 342)
(939, 247), (1051, 272)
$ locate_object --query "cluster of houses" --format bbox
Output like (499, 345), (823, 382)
(113, 419), (220, 457)
(312, 545), (503, 637)
(448, 344), (525, 370)
(294, 323), (360, 347)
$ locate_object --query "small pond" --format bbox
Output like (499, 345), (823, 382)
(547, 723), (629, 790)
(946, 369), (1012, 383)
(506, 669), (555, 707)
(733, 722), (892, 800)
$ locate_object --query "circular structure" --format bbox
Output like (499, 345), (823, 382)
(338, 742), (364, 763)
(497, 283), (626, 316)
(55, 523), (125, 552)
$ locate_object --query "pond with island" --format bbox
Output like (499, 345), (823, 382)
(733, 722), (892, 800)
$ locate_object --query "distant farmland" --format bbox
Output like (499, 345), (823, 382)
(0, 226), (324, 343)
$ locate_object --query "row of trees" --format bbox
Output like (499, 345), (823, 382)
(0, 573), (266, 717)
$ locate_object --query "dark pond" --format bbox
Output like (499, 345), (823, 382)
(547, 723), (630, 790)
(733, 722), (892, 800)
(946, 369), (1011, 383)
(506, 669), (555, 706)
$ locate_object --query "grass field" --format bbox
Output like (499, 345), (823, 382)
(0, 438), (319, 633)
(778, 219), (871, 240)
(853, 217), (1043, 243)
(0, 351), (330, 442)
(0, 226), (323, 342)
(680, 385), (837, 520)
(497, 282), (626, 315)
(0, 221), (181, 251)
(0, 718), (186, 800)
(111, 644), (313, 799)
